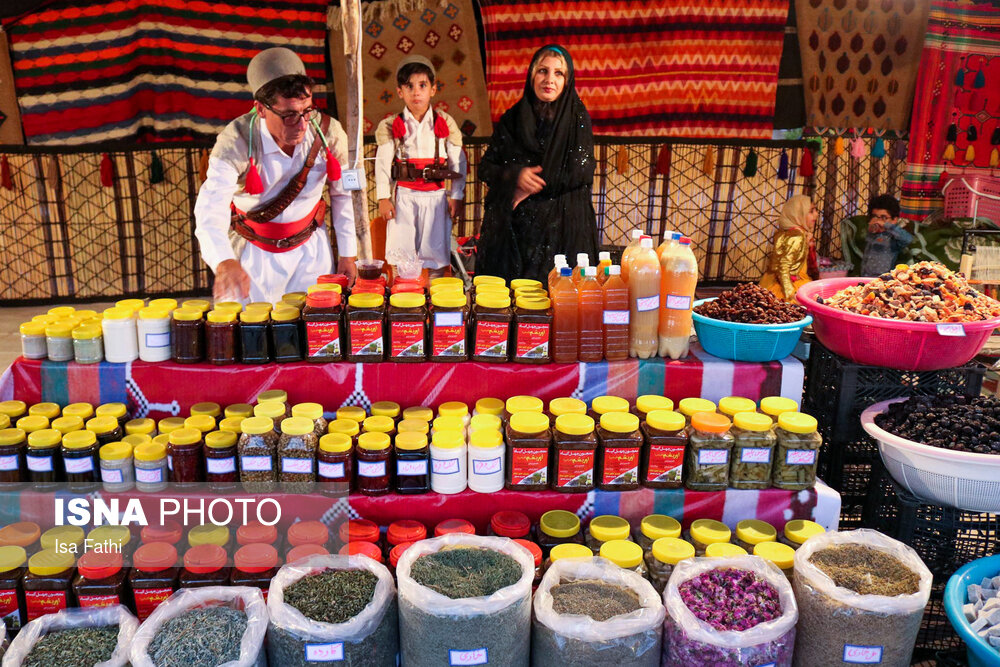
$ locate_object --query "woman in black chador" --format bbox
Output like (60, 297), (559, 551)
(476, 44), (599, 284)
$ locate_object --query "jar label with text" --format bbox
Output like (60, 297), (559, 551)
(101, 468), (124, 484)
(349, 320), (383, 357)
(282, 458), (313, 474)
(240, 456), (272, 472)
(306, 321), (341, 358)
(0, 589), (20, 630)
(77, 594), (120, 608)
(305, 643), (345, 662)
(515, 323), (550, 359)
(450, 648), (489, 666)
(472, 456), (502, 476)
(697, 449), (729, 465)
(136, 467), (164, 484)
(207, 457), (237, 474)
(397, 459), (429, 476)
(510, 447), (548, 486)
(785, 449), (817, 465)
(636, 295), (659, 312)
(474, 321), (509, 358)
(26, 590), (67, 621)
(64, 457), (94, 474)
(0, 456), (18, 471)
(432, 457), (461, 475)
(556, 450), (595, 487)
(318, 461), (346, 480)
(740, 447), (772, 464)
(842, 645), (883, 664)
(144, 331), (171, 348)
(646, 445), (684, 482)
(601, 447), (640, 485)
(432, 320), (466, 357)
(27, 455), (53, 472)
(603, 310), (630, 325)
(391, 321), (425, 358)
(665, 294), (691, 310)
(134, 588), (173, 622)
(358, 460), (386, 478)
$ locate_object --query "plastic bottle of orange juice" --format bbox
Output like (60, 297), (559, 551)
(595, 252), (612, 285)
(656, 231), (680, 261)
(620, 230), (644, 283)
(602, 265), (629, 361)
(572, 253), (589, 286)
(628, 237), (660, 359)
(551, 267), (579, 363)
(658, 236), (698, 359)
(548, 254), (567, 292)
(578, 266), (604, 362)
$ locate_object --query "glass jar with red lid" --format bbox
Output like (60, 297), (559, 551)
(230, 543), (279, 599)
(388, 541), (414, 576)
(72, 549), (125, 608)
(318, 273), (349, 290)
(513, 538), (543, 590)
(287, 521), (332, 553)
(338, 519), (380, 550)
(385, 521), (425, 561)
(129, 542), (178, 621)
(487, 511), (531, 540)
(303, 291), (343, 363)
(434, 519), (475, 537)
(338, 540), (383, 563)
(286, 544), (328, 564)
(141, 520), (184, 552)
(237, 522), (281, 554)
(179, 544), (229, 588)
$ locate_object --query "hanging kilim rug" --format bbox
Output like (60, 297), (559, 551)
(4, 0), (330, 145)
(327, 0), (491, 137)
(477, 0), (789, 138)
(901, 0), (1000, 221)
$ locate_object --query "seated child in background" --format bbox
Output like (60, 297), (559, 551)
(375, 55), (467, 279)
(860, 194), (913, 277)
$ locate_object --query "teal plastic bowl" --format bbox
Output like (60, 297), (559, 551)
(945, 554), (1000, 666)
(691, 298), (811, 362)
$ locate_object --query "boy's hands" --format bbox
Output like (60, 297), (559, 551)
(378, 198), (396, 221)
(448, 198), (461, 222)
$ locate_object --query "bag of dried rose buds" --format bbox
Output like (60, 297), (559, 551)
(662, 555), (797, 666)
(792, 529), (931, 667)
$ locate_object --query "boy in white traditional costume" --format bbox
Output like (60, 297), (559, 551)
(195, 47), (357, 303)
(375, 55), (467, 278)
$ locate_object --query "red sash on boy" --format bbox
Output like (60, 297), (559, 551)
(395, 157), (448, 192)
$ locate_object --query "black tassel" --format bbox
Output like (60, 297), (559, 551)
(968, 127), (978, 142)
(991, 127), (1000, 146)
(149, 151), (164, 184)
(946, 123), (958, 142)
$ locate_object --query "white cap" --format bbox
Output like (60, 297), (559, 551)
(554, 254), (567, 266)
(662, 230), (675, 239)
(584, 266), (597, 277)
(598, 251), (611, 262)
(631, 230), (642, 240)
(608, 265), (621, 275)
(640, 238), (653, 249)
(576, 253), (589, 267)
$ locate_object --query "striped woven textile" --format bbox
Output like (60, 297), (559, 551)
(901, 1), (1000, 220)
(4, 0), (330, 145)
(478, 0), (789, 138)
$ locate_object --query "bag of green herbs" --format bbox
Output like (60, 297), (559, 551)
(532, 556), (664, 666)
(129, 586), (268, 667)
(2, 605), (137, 667)
(792, 529), (931, 667)
(663, 555), (798, 666)
(396, 534), (535, 667)
(266, 553), (398, 666)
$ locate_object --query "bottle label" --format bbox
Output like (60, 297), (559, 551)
(240, 456), (272, 472)
(472, 456), (502, 476)
(556, 449), (595, 487)
(390, 321), (425, 358)
(514, 323), (550, 359)
(432, 457), (461, 475)
(0, 589), (21, 631)
(665, 294), (692, 310)
(510, 447), (548, 486)
(318, 461), (346, 480)
(64, 456), (94, 474)
(134, 587), (173, 622)
(603, 310), (630, 325)
(282, 458), (313, 474)
(207, 457), (237, 474)
(435, 311), (464, 327)
(136, 467), (164, 484)
(349, 320), (383, 357)
(0, 455), (18, 472)
(77, 594), (120, 608)
(636, 295), (659, 312)
(144, 331), (171, 348)
(27, 455), (53, 472)
(25, 590), (67, 621)
(786, 449), (817, 465)
(305, 642), (345, 662)
(740, 447), (772, 464)
(432, 320), (466, 358)
(601, 447), (640, 485)
(474, 321), (509, 358)
(397, 459), (429, 476)
(306, 321), (341, 358)
(646, 444), (685, 483)
(101, 467), (124, 484)
(358, 460), (386, 478)
(697, 449), (729, 465)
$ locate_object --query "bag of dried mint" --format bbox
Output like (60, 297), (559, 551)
(792, 529), (931, 667)
(396, 534), (535, 667)
(129, 586), (268, 667)
(532, 556), (664, 667)
(266, 554), (398, 666)
(663, 555), (798, 666)
(3, 605), (138, 667)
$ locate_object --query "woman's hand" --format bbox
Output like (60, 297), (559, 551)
(513, 166), (545, 208)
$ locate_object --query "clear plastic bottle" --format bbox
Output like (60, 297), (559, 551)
(577, 266), (604, 362)
(619, 229), (644, 283)
(658, 236), (698, 360)
(548, 254), (568, 293)
(656, 230), (680, 261)
(551, 267), (578, 363)
(572, 253), (589, 286)
(628, 238), (660, 359)
(595, 251), (612, 285)
(602, 265), (629, 361)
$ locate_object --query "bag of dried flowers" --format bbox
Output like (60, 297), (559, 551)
(532, 556), (664, 666)
(396, 534), (535, 667)
(663, 555), (798, 666)
(3, 605), (137, 667)
(266, 554), (398, 666)
(792, 529), (931, 667)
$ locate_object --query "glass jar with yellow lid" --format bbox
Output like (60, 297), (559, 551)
(473, 398), (504, 417)
(772, 412), (822, 490)
(684, 412), (733, 491)
(346, 293), (385, 363)
(677, 397), (717, 425)
(256, 389), (290, 416)
(730, 412), (776, 490)
(586, 515), (632, 552)
(270, 306), (304, 362)
(239, 307), (271, 364)
(328, 418), (360, 445)
(99, 441), (134, 492)
(123, 434), (151, 449)
(471, 292), (512, 362)
(16, 415), (49, 435)
(648, 537), (695, 593)
(760, 396), (799, 421)
(588, 395), (630, 422)
(438, 401), (470, 426)
(23, 549), (75, 621)
(281, 292), (306, 309)
(181, 298), (211, 314)
(431, 416), (464, 437)
(189, 401), (221, 426)
(635, 514), (682, 552)
(469, 413), (501, 435)
(357, 431), (392, 496)
(184, 414), (216, 437)
(26, 428), (60, 486)
(86, 416), (123, 447)
(634, 395), (674, 422)
(317, 432), (353, 495)
(0, 401), (27, 421)
(550, 413), (596, 493)
(136, 307), (171, 363)
(40, 526), (84, 555)
(705, 542), (748, 558)
(20, 320), (47, 360)
(94, 402), (128, 430)
(513, 296), (552, 364)
(684, 518), (732, 556)
(171, 308), (204, 364)
(371, 401), (401, 422)
(254, 402), (287, 433)
(51, 415), (83, 435)
(467, 429), (505, 494)
(429, 291), (468, 363)
(72, 322), (104, 364)
(61, 402), (92, 421)
(733, 519), (777, 553)
(718, 396), (757, 419)
(429, 430), (466, 495)
(134, 441), (168, 493)
(188, 523), (230, 551)
(505, 411), (550, 491)
(543, 543), (593, 573)
(596, 412), (642, 491)
(167, 427), (204, 485)
(364, 415), (397, 438)
(292, 402), (327, 439)
(218, 417), (244, 435)
(62, 429), (99, 490)
(387, 292), (427, 362)
(640, 409), (686, 489)
(398, 418), (430, 435)
(534, 510), (585, 558)
(779, 519), (825, 550)
(336, 405), (367, 424)
(754, 541), (796, 579)
(158, 416), (185, 435)
(225, 404), (254, 420)
(395, 431), (430, 495)
(238, 416), (278, 493)
(505, 395), (544, 421)
(44, 321), (75, 362)
(599, 539), (645, 575)
(0, 544), (27, 631)
(278, 417), (318, 493)
(548, 397), (587, 421)
(204, 431), (238, 490)
(0, 428), (26, 484)
(126, 417), (156, 437)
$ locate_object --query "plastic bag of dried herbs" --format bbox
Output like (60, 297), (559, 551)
(129, 586), (268, 667)
(663, 555), (798, 666)
(397, 534), (535, 667)
(2, 605), (137, 667)
(532, 556), (664, 666)
(266, 553), (398, 666)
(792, 529), (931, 667)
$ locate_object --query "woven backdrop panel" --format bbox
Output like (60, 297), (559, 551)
(4, 0), (330, 145)
(477, 0), (789, 138)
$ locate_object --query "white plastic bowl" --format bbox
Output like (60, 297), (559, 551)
(861, 398), (1000, 513)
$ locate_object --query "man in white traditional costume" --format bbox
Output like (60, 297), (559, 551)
(195, 47), (357, 303)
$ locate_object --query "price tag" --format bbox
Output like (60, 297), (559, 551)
(843, 644), (883, 664)
(936, 323), (966, 337)
(449, 648), (488, 666)
(305, 642), (344, 661)
(340, 168), (364, 191)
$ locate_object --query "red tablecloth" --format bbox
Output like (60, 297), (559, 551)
(1, 344), (804, 419)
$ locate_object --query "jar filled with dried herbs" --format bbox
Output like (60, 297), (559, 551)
(279, 417), (318, 493)
(683, 412), (733, 491)
(734, 519), (777, 554)
(729, 412), (776, 489)
(634, 514), (682, 553)
(772, 412), (821, 491)
(684, 519), (731, 557)
(779, 519), (825, 550)
(647, 537), (695, 595)
(239, 416), (278, 493)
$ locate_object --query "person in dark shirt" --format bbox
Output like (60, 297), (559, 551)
(860, 194), (913, 276)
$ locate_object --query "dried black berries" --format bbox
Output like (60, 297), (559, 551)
(874, 395), (1000, 454)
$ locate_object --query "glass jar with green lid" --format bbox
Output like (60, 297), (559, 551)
(733, 519), (777, 553)
(705, 542), (748, 558)
(718, 396), (757, 419)
(684, 412), (734, 491)
(599, 539), (645, 575)
(754, 541), (796, 579)
(23, 549), (75, 621)
(773, 412), (822, 490)
(647, 537), (695, 593)
(100, 441), (134, 492)
(730, 412), (776, 490)
(684, 518), (731, 556)
(534, 509), (585, 558)
(760, 396), (799, 420)
(677, 397), (717, 425)
(62, 430), (99, 490)
(586, 515), (632, 552)
(26, 429), (60, 486)
(634, 395), (674, 422)
(779, 519), (825, 550)
(72, 323), (104, 364)
(635, 514), (682, 552)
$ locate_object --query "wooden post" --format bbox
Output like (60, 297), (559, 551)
(339, 0), (372, 260)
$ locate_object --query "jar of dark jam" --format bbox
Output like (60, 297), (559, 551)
(72, 549), (126, 608)
(302, 291), (343, 362)
(171, 308), (204, 363)
(129, 542), (178, 622)
(205, 309), (239, 365)
(61, 430), (99, 491)
(0, 428), (27, 483)
(204, 431), (238, 489)
(317, 433), (353, 495)
(505, 412), (550, 491)
(388, 292), (427, 361)
(23, 549), (75, 622)
(394, 432), (430, 494)
(237, 309), (270, 364)
(641, 410), (687, 489)
(356, 431), (392, 496)
(513, 296), (552, 364)
(532, 510), (585, 558)
(86, 416), (123, 447)
(551, 414), (596, 493)
(589, 395), (630, 423)
(346, 293), (385, 362)
(95, 402), (130, 430)
(471, 293), (512, 362)
(429, 292), (468, 362)
(168, 427), (204, 485)
(634, 395), (674, 422)
(0, 545), (26, 634)
(270, 307), (304, 362)
(180, 544), (230, 588)
(230, 544), (279, 600)
(596, 412), (642, 491)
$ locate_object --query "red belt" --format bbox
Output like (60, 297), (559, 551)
(230, 199), (325, 253)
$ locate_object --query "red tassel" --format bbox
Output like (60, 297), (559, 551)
(655, 145), (670, 175)
(392, 116), (406, 139)
(326, 148), (341, 181)
(937, 169), (951, 191)
(0, 156), (12, 190)
(434, 115), (449, 139)
(100, 153), (114, 187)
(244, 157), (264, 194)
(799, 148), (814, 178)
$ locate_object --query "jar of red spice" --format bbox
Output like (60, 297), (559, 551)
(179, 544), (229, 588)
(72, 549), (125, 608)
(230, 543), (279, 599)
(129, 542), (178, 622)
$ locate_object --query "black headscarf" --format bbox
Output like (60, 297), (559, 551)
(476, 44), (599, 282)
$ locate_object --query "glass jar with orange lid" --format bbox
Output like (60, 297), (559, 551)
(640, 410), (686, 489)
(346, 293), (385, 362)
(288, 520), (333, 553)
(23, 549), (75, 621)
(180, 544), (230, 588)
(387, 292), (427, 361)
(596, 412), (642, 491)
(633, 395), (674, 422)
(171, 308), (204, 363)
(302, 290), (342, 362)
(0, 522), (40, 555)
(471, 292), (512, 362)
(505, 411), (550, 491)
(487, 511), (531, 540)
(317, 433), (353, 495)
(504, 395), (544, 422)
(356, 431), (392, 496)
(0, 428), (26, 483)
(205, 309), (238, 365)
(588, 395), (630, 422)
(718, 396), (757, 420)
(230, 543), (279, 598)
(550, 414), (596, 493)
(683, 412), (733, 491)
(513, 296), (552, 364)
(677, 397), (717, 425)
(271, 307), (304, 362)
(0, 545), (27, 633)
(729, 412), (776, 489)
(73, 549), (126, 608)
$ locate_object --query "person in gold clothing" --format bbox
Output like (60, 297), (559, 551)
(759, 195), (820, 302)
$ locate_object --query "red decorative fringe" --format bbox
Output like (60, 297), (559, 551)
(433, 115), (449, 138)
(326, 148), (341, 181)
(0, 156), (12, 190)
(655, 145), (670, 175)
(100, 153), (114, 187)
(937, 169), (951, 191)
(392, 116), (407, 139)
(799, 147), (814, 178)
(244, 157), (264, 194)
